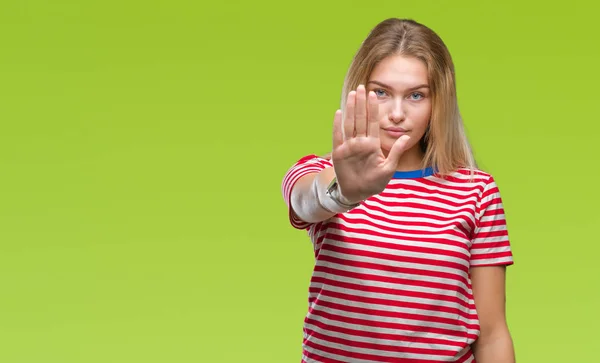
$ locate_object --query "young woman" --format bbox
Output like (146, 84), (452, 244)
(281, 18), (516, 363)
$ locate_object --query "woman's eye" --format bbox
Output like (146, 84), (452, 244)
(409, 92), (424, 100)
(374, 89), (387, 97)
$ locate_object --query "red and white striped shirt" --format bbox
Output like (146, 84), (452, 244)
(281, 155), (513, 363)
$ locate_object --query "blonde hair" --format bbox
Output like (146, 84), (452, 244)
(326, 18), (476, 177)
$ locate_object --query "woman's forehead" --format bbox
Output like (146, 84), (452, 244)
(368, 56), (429, 89)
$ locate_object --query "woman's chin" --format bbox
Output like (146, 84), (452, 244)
(380, 145), (392, 157)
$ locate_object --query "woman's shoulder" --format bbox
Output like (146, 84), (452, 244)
(438, 167), (497, 186)
(289, 153), (333, 169)
(453, 167), (494, 178)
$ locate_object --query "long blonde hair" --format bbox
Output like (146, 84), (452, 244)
(327, 18), (476, 177)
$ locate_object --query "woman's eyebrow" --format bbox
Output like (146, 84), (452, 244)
(367, 80), (430, 91)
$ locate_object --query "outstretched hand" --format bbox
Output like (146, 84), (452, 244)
(331, 85), (411, 204)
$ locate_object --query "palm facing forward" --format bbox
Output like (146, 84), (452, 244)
(331, 85), (411, 204)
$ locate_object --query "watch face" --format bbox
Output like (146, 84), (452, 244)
(326, 180), (337, 195)
(326, 177), (338, 191)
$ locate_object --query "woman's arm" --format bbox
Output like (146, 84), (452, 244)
(289, 167), (339, 223)
(470, 265), (516, 363)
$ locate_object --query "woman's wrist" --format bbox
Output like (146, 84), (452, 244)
(312, 171), (362, 214)
(312, 171), (353, 214)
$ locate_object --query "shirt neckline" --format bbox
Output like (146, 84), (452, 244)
(392, 167), (435, 179)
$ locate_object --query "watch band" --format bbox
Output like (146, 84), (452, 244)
(325, 177), (361, 210)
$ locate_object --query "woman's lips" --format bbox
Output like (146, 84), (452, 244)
(383, 127), (407, 138)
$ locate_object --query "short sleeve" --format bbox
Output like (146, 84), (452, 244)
(470, 175), (514, 267)
(281, 155), (332, 230)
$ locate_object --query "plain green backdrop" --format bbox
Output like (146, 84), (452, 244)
(0, 0), (599, 362)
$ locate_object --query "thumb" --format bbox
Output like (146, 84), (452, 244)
(384, 135), (411, 169)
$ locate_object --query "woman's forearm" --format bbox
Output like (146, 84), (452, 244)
(289, 167), (338, 223)
(472, 330), (516, 363)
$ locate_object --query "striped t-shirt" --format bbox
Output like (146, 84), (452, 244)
(281, 155), (513, 363)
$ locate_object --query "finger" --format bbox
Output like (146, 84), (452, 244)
(354, 85), (367, 136)
(367, 90), (379, 137)
(332, 109), (343, 149)
(384, 135), (411, 169)
(343, 91), (356, 140)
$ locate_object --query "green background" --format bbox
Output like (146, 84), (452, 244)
(1, 0), (598, 362)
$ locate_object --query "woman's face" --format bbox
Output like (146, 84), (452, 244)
(366, 55), (432, 156)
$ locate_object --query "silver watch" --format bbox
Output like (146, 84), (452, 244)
(325, 177), (361, 210)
